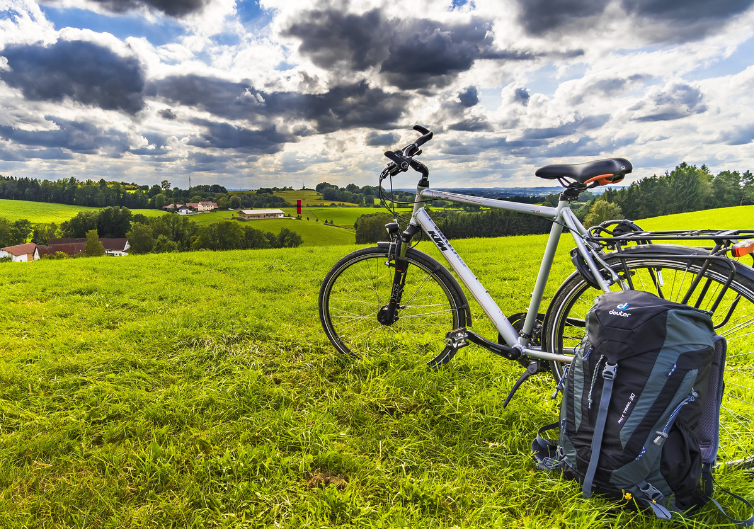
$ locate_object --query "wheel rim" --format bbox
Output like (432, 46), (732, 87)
(549, 257), (754, 467)
(323, 252), (461, 361)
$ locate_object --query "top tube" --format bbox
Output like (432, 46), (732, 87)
(419, 189), (560, 219)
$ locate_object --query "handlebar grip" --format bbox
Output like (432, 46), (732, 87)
(414, 131), (433, 148)
(384, 150), (409, 171)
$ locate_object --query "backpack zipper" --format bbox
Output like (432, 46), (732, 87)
(635, 389), (698, 459)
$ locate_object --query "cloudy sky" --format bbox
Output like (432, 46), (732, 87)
(1, 0), (754, 189)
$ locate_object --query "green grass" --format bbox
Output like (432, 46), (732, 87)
(0, 199), (165, 224)
(1, 228), (752, 527)
(274, 190), (358, 207)
(638, 205), (754, 230)
(281, 207), (413, 228)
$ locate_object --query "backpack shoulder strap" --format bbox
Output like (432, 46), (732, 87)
(532, 422), (562, 470)
(704, 472), (754, 528)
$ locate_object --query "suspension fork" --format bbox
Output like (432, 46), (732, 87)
(381, 224), (422, 324)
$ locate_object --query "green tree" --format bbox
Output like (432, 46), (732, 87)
(154, 193), (167, 210)
(355, 213), (394, 243)
(61, 211), (98, 237)
(32, 223), (58, 244)
(161, 180), (171, 191)
(584, 200), (624, 227)
(153, 234), (178, 253)
(97, 206), (132, 238)
(126, 223), (155, 254)
(230, 195), (242, 209)
(277, 228), (303, 248)
(84, 229), (105, 257)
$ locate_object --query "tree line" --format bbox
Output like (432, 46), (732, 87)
(0, 175), (291, 210)
(0, 206), (302, 256)
(355, 163), (754, 242)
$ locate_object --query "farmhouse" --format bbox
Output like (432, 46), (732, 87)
(0, 243), (37, 262)
(36, 243), (85, 259)
(239, 209), (285, 220)
(162, 204), (183, 211)
(186, 201), (217, 212)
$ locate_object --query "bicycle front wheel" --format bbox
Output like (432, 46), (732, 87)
(319, 246), (467, 365)
(545, 245), (754, 466)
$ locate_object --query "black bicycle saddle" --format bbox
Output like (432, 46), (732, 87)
(535, 158), (632, 184)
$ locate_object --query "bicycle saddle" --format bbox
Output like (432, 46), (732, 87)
(535, 158), (632, 185)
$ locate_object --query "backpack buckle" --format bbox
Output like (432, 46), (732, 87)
(602, 363), (618, 380)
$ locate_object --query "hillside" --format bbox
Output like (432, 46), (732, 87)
(1, 220), (752, 526)
(0, 199), (164, 224)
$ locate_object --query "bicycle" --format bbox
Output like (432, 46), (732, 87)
(318, 125), (754, 467)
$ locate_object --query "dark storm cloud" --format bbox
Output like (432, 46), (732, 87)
(514, 88), (530, 106)
(158, 108), (177, 120)
(620, 0), (754, 23)
(282, 8), (388, 71)
(150, 75), (409, 132)
(0, 118), (130, 155)
(184, 152), (236, 173)
(187, 120), (294, 155)
(631, 83), (706, 122)
(1, 40), (146, 115)
(44, 0), (211, 18)
(516, 0), (608, 36)
(365, 131), (399, 146)
(516, 0), (754, 40)
(458, 86), (479, 107)
(282, 10), (535, 90)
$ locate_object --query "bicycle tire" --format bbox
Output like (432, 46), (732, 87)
(319, 245), (468, 366)
(544, 244), (754, 466)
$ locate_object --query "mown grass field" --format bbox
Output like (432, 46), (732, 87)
(273, 190), (358, 207)
(0, 199), (164, 224)
(2, 205), (753, 527)
(638, 205), (754, 230)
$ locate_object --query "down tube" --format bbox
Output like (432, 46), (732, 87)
(413, 209), (521, 346)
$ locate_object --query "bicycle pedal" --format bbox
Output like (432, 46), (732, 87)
(445, 328), (469, 350)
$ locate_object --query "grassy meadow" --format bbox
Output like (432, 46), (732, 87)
(0, 199), (164, 224)
(2, 217), (754, 528)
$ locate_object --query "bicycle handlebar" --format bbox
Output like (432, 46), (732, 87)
(383, 125), (433, 179)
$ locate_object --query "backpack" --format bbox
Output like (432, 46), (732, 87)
(533, 290), (754, 525)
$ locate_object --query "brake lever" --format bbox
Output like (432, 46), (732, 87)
(384, 150), (409, 171)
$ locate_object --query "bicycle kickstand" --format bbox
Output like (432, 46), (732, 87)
(503, 361), (540, 408)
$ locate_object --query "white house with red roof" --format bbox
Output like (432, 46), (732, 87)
(0, 243), (37, 262)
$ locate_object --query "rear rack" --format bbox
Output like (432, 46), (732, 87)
(588, 228), (754, 244)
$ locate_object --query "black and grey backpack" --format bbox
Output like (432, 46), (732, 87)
(533, 290), (753, 525)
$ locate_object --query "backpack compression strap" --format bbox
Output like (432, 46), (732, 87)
(582, 362), (617, 498)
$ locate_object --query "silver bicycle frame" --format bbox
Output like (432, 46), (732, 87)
(408, 187), (611, 363)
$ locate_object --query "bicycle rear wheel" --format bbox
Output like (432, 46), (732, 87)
(319, 246), (468, 365)
(544, 245), (754, 466)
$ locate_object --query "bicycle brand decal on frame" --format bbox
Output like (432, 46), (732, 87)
(427, 230), (448, 252)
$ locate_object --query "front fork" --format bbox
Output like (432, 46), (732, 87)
(379, 223), (422, 325)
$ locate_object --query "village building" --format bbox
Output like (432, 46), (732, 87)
(185, 201), (217, 212)
(0, 242), (37, 262)
(162, 203), (183, 211)
(238, 209), (285, 220)
(35, 243), (85, 259)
